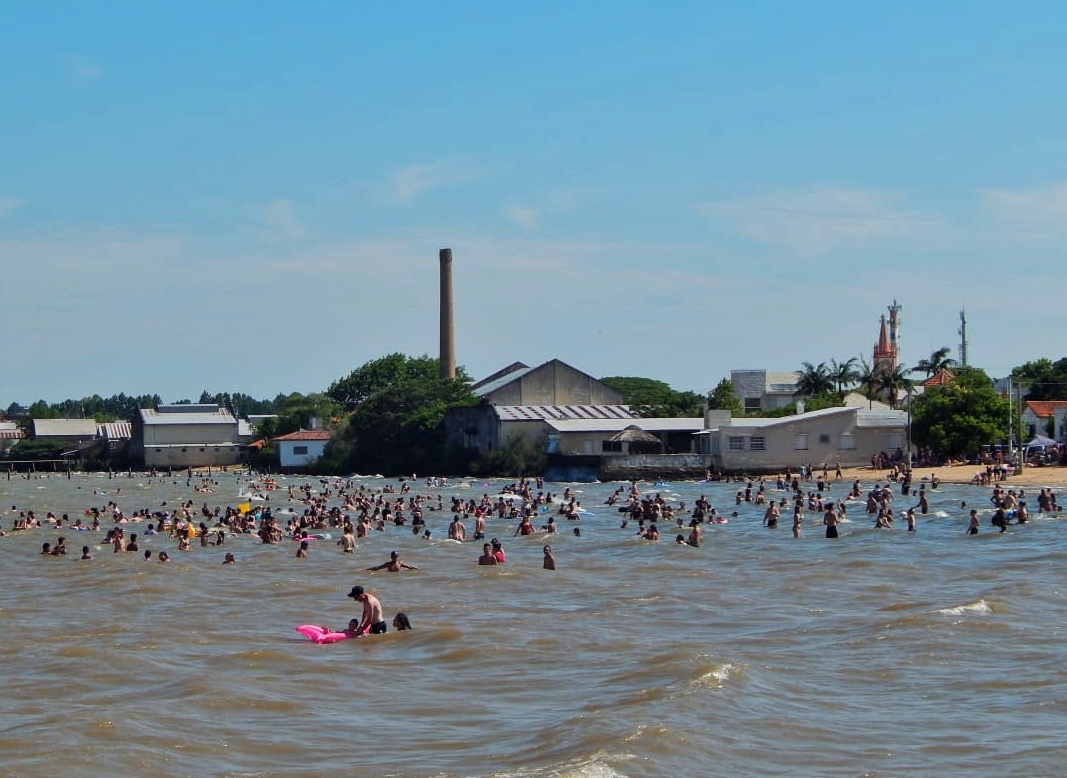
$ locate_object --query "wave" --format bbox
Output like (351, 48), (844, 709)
(938, 598), (992, 616)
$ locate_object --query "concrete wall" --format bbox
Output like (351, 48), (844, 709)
(143, 445), (242, 468)
(714, 411), (906, 472)
(444, 406), (499, 453)
(598, 453), (714, 481)
(142, 424), (238, 446)
(278, 440), (328, 469)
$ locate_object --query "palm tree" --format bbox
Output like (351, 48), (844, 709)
(830, 357), (860, 399)
(856, 358), (883, 409)
(913, 347), (956, 378)
(794, 362), (834, 399)
(880, 364), (915, 409)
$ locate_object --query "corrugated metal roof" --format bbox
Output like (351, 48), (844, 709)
(547, 417), (705, 433)
(472, 367), (536, 398)
(98, 421), (132, 439)
(494, 405), (638, 422)
(140, 408), (237, 425)
(32, 419), (99, 437)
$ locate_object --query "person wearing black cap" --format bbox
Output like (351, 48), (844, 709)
(347, 585), (387, 634)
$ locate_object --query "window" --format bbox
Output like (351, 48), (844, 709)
(181, 448), (187, 453)
(155, 448), (162, 453)
(602, 440), (622, 453)
(294, 445), (309, 455)
(794, 433), (809, 450)
(750, 436), (766, 451)
(819, 434), (830, 444)
(886, 433), (904, 449)
(839, 433), (855, 450)
(744, 398), (762, 413)
(728, 436), (745, 451)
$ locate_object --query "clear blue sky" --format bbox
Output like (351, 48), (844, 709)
(3, 1), (1066, 405)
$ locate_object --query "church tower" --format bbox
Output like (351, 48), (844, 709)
(872, 311), (897, 374)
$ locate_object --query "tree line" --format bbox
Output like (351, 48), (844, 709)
(4, 347), (1065, 473)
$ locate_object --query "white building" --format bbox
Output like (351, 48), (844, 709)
(275, 429), (332, 469)
(696, 406), (909, 472)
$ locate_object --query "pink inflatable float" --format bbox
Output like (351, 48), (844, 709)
(295, 624), (367, 644)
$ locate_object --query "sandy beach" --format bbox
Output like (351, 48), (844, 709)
(836, 463), (1067, 488)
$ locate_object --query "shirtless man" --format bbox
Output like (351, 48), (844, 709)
(448, 515), (466, 541)
(366, 550), (419, 572)
(347, 585), (387, 634)
(823, 506), (839, 538)
(477, 543), (498, 565)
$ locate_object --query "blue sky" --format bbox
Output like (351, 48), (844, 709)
(3, 1), (1066, 405)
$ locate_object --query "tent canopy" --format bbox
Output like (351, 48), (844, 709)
(1026, 434), (1058, 449)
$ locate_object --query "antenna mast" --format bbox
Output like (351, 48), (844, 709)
(958, 309), (968, 367)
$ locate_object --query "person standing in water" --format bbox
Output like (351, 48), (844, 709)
(347, 585), (387, 634)
(823, 505), (839, 538)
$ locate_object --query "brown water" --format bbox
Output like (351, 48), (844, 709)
(0, 472), (1064, 778)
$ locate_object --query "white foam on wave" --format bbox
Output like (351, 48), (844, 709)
(693, 662), (741, 688)
(932, 510), (950, 517)
(938, 599), (992, 616)
(491, 759), (633, 778)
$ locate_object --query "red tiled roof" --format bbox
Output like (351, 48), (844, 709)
(922, 368), (956, 387)
(1024, 400), (1067, 419)
(273, 429), (332, 442)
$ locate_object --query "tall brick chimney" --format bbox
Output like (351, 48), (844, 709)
(439, 248), (455, 379)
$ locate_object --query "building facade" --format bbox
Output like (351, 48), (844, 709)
(695, 406), (909, 472)
(275, 429), (332, 469)
(132, 404), (242, 468)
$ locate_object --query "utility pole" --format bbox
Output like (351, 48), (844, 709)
(958, 309), (968, 367)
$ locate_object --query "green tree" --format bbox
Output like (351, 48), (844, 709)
(879, 364), (914, 408)
(793, 362), (834, 400)
(26, 400), (61, 420)
(913, 347), (956, 378)
(707, 378), (743, 415)
(272, 393), (342, 436)
(856, 358), (883, 409)
(1013, 358), (1067, 401)
(323, 378), (478, 476)
(830, 358), (860, 398)
(910, 367), (1009, 460)
(600, 376), (704, 417)
(327, 353), (469, 411)
(469, 435), (546, 477)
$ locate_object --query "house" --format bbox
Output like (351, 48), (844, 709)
(1021, 400), (1067, 442)
(730, 370), (799, 413)
(132, 404), (241, 469)
(695, 406), (909, 472)
(275, 429), (332, 469)
(0, 421), (24, 455)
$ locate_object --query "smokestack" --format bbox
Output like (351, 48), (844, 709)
(439, 248), (456, 379)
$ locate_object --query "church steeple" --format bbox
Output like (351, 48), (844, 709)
(873, 313), (897, 374)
